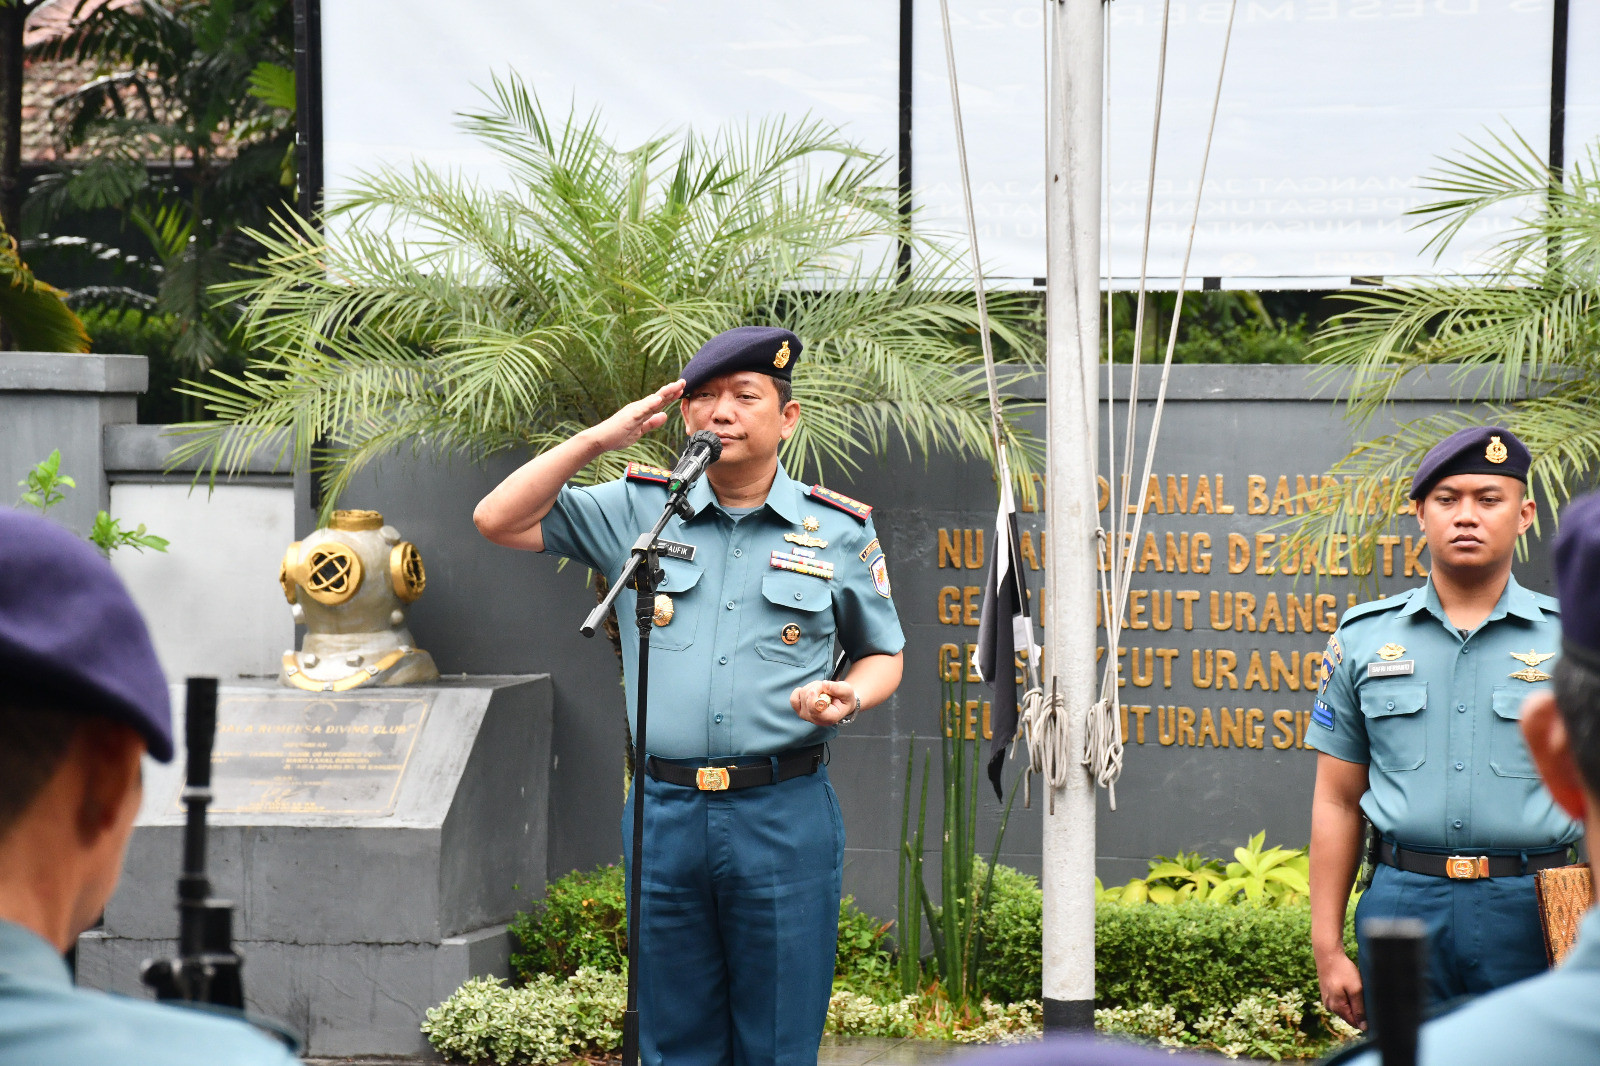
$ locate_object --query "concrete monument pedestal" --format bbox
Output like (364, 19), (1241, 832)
(76, 676), (551, 1058)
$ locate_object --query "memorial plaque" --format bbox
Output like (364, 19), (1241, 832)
(185, 693), (433, 816)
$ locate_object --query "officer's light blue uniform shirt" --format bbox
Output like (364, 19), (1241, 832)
(1345, 904), (1600, 1066)
(1307, 575), (1578, 850)
(0, 920), (297, 1066)
(541, 461), (905, 759)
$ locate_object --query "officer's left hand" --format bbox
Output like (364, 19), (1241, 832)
(792, 680), (856, 727)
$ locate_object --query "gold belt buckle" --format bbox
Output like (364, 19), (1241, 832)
(1446, 855), (1489, 879)
(696, 766), (731, 791)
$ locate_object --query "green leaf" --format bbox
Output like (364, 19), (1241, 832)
(247, 61), (296, 113)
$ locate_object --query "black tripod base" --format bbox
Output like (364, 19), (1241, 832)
(623, 1008), (640, 1066)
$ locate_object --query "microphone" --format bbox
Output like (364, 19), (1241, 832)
(668, 430), (723, 494)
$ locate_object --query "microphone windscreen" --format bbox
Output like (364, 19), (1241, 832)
(691, 429), (723, 461)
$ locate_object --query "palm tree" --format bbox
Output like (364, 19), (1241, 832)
(172, 75), (1041, 508)
(25, 0), (294, 375)
(1293, 129), (1600, 560)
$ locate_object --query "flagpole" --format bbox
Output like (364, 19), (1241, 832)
(1041, 0), (1103, 1032)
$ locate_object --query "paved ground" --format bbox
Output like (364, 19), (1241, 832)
(305, 1037), (978, 1065)
(819, 1035), (977, 1064)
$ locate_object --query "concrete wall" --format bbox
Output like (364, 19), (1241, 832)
(0, 352), (143, 533)
(106, 425), (297, 681)
(324, 365), (1563, 926)
(3, 356), (1565, 930)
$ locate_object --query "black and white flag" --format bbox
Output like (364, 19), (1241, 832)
(975, 455), (1039, 801)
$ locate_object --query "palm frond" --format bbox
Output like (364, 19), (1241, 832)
(182, 83), (1040, 512)
(1299, 131), (1600, 569)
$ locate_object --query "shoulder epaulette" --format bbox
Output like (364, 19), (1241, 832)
(1339, 589), (1415, 627)
(808, 484), (872, 521)
(625, 462), (672, 485)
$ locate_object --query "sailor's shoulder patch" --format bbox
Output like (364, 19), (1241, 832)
(808, 484), (872, 521)
(625, 462), (672, 485)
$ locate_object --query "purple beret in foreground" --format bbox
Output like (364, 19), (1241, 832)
(680, 326), (801, 393)
(1553, 492), (1600, 675)
(1409, 425), (1530, 501)
(0, 509), (172, 761)
(957, 1034), (1221, 1066)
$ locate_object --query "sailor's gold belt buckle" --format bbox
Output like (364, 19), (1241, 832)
(695, 766), (731, 791)
(1446, 855), (1490, 879)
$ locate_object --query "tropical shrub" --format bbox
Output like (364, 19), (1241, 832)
(1097, 988), (1359, 1060)
(835, 896), (896, 996)
(1096, 898), (1355, 1030)
(508, 864), (626, 982)
(421, 970), (625, 1065)
(972, 858), (1043, 1006)
(1097, 834), (1310, 907)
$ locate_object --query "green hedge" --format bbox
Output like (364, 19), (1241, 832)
(1098, 903), (1325, 1021)
(975, 859), (1044, 1005)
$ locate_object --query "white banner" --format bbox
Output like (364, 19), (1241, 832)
(323, 0), (1598, 288)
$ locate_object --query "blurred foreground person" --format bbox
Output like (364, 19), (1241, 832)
(1335, 489), (1600, 1064)
(958, 1034), (1221, 1065)
(0, 510), (297, 1066)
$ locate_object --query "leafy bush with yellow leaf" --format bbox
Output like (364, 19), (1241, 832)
(1098, 833), (1310, 907)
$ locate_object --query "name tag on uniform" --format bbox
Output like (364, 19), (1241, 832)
(654, 539), (696, 562)
(1368, 660), (1415, 678)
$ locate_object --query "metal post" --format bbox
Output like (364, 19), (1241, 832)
(1041, 0), (1103, 1032)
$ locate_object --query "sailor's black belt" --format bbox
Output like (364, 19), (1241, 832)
(645, 744), (825, 792)
(1378, 841), (1571, 880)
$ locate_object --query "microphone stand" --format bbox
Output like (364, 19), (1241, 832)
(580, 474), (698, 1066)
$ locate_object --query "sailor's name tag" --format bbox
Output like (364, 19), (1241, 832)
(655, 539), (696, 562)
(1367, 660), (1415, 678)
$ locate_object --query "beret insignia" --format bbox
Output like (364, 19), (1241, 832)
(809, 484), (872, 521)
(774, 341), (791, 369)
(625, 462), (672, 484)
(1486, 435), (1508, 464)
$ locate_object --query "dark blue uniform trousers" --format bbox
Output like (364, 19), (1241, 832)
(1355, 864), (1549, 1009)
(622, 759), (844, 1066)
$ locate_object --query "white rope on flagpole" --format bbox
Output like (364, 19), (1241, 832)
(937, 0), (1048, 809)
(1105, 0), (1240, 642)
(937, 0), (1236, 810)
(937, 0), (1006, 463)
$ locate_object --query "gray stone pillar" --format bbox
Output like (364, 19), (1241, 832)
(77, 676), (553, 1059)
(0, 352), (146, 534)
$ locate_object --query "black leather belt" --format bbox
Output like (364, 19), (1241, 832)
(645, 744), (825, 792)
(1378, 841), (1571, 880)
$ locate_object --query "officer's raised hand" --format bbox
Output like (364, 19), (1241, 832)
(473, 378), (686, 552)
(587, 379), (687, 452)
(792, 680), (858, 727)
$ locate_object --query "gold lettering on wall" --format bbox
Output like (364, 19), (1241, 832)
(930, 468), (1421, 755)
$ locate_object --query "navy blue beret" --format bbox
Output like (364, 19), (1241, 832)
(0, 510), (172, 761)
(1409, 425), (1530, 500)
(1554, 492), (1600, 674)
(680, 326), (801, 393)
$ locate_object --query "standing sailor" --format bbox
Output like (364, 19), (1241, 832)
(1307, 426), (1577, 1030)
(474, 326), (906, 1065)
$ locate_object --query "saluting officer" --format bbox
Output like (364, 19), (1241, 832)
(0, 510), (298, 1066)
(1307, 426), (1578, 1031)
(474, 325), (906, 1066)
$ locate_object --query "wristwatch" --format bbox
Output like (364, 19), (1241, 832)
(839, 694), (861, 726)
